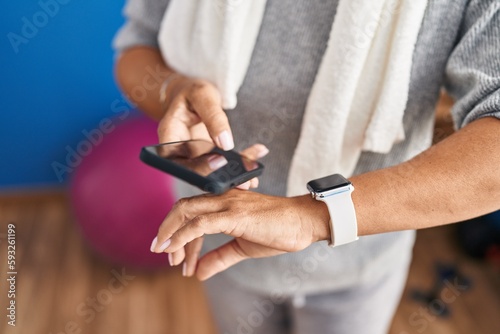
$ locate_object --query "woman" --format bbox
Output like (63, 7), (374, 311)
(114, 0), (500, 333)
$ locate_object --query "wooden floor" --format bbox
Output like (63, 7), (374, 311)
(0, 192), (217, 334)
(0, 194), (499, 334)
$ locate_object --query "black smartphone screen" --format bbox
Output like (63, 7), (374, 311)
(140, 140), (264, 194)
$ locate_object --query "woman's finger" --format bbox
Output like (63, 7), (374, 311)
(188, 83), (234, 150)
(250, 177), (259, 188)
(168, 247), (186, 266)
(196, 239), (249, 281)
(151, 194), (226, 253)
(240, 144), (269, 161)
(183, 237), (204, 277)
(165, 212), (240, 253)
(196, 239), (286, 280)
(236, 180), (252, 190)
(235, 177), (259, 189)
(157, 97), (200, 144)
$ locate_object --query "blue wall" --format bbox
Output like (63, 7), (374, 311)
(0, 0), (130, 190)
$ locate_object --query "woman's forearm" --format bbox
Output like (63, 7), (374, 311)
(114, 46), (173, 120)
(352, 116), (500, 236)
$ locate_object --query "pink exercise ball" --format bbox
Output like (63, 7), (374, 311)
(70, 115), (176, 269)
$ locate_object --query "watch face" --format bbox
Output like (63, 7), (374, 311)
(307, 174), (351, 193)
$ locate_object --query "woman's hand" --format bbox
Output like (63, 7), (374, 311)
(157, 75), (234, 150)
(150, 189), (331, 281)
(149, 143), (268, 271)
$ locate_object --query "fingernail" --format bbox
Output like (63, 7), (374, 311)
(236, 181), (251, 190)
(168, 253), (173, 266)
(217, 130), (234, 151)
(182, 262), (187, 277)
(256, 146), (269, 159)
(150, 237), (158, 252)
(157, 239), (171, 253)
(207, 155), (228, 170)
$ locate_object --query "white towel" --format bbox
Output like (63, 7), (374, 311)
(158, 0), (267, 109)
(158, 0), (428, 197)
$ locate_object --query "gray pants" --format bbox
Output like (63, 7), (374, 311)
(204, 264), (409, 334)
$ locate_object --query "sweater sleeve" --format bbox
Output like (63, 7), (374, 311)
(112, 0), (170, 54)
(444, 0), (500, 129)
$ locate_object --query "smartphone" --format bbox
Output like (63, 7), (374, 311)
(140, 140), (264, 194)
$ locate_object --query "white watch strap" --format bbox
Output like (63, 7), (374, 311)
(319, 186), (359, 246)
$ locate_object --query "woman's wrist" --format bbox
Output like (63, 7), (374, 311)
(293, 194), (331, 243)
(159, 73), (190, 113)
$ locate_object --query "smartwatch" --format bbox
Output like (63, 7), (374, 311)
(307, 174), (358, 247)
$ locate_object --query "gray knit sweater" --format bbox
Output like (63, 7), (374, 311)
(114, 0), (500, 295)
